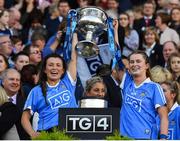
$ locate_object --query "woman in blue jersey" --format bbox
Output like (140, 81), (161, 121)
(21, 34), (78, 138)
(157, 81), (180, 140)
(120, 50), (168, 139)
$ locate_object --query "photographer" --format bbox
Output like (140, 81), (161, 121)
(42, 20), (67, 58)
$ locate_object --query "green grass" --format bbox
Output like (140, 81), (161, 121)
(32, 128), (77, 140)
(105, 130), (132, 140)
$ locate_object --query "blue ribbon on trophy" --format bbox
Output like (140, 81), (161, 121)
(106, 17), (123, 70)
(63, 9), (77, 62)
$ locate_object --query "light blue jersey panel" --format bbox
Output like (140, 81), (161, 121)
(24, 72), (77, 131)
(120, 71), (166, 139)
(156, 103), (180, 140)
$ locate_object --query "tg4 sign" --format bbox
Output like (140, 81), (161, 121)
(66, 115), (112, 133)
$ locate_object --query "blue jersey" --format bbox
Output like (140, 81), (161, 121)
(24, 72), (77, 131)
(156, 103), (180, 140)
(120, 71), (166, 139)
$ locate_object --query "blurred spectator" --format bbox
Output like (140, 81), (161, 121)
(1, 68), (29, 139)
(43, 3), (61, 38)
(155, 0), (169, 12)
(169, 7), (180, 36)
(43, 19), (67, 57)
(162, 41), (179, 67)
(21, 64), (39, 97)
(167, 0), (180, 14)
(99, 62), (123, 108)
(126, 10), (135, 28)
(31, 32), (46, 51)
(119, 12), (139, 58)
(13, 51), (29, 72)
(106, 0), (119, 19)
(157, 81), (180, 140)
(37, 0), (51, 13)
(8, 7), (22, 36)
(0, 9), (11, 36)
(58, 0), (70, 19)
(155, 12), (180, 45)
(133, 1), (156, 48)
(20, 0), (43, 44)
(150, 65), (173, 83)
(96, 64), (111, 77)
(141, 26), (164, 67)
(0, 54), (9, 83)
(95, 0), (108, 10)
(0, 0), (4, 10)
(132, 5), (143, 20)
(11, 35), (24, 54)
(0, 86), (21, 140)
(23, 45), (42, 68)
(77, 0), (89, 8)
(27, 17), (45, 44)
(0, 34), (13, 66)
(167, 52), (180, 81)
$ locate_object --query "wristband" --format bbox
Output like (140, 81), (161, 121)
(160, 134), (168, 139)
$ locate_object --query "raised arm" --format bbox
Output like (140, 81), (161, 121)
(113, 19), (119, 47)
(67, 33), (78, 81)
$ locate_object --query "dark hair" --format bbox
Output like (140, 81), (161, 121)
(31, 32), (46, 43)
(40, 53), (67, 104)
(0, 9), (9, 18)
(170, 7), (180, 19)
(167, 52), (180, 78)
(156, 12), (170, 25)
(0, 53), (9, 69)
(96, 64), (111, 77)
(161, 81), (180, 104)
(21, 64), (38, 85)
(12, 51), (29, 62)
(163, 41), (179, 50)
(128, 50), (151, 78)
(10, 35), (22, 44)
(119, 12), (131, 33)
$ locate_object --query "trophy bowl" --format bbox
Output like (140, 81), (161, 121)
(75, 7), (108, 58)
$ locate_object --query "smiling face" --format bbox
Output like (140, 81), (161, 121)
(144, 30), (156, 46)
(129, 53), (149, 77)
(86, 82), (106, 98)
(171, 8), (180, 22)
(45, 57), (65, 85)
(2, 69), (20, 96)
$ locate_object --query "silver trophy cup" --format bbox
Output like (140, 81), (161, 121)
(75, 7), (108, 58)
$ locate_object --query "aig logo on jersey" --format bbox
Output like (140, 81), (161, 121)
(48, 90), (71, 109)
(66, 115), (112, 133)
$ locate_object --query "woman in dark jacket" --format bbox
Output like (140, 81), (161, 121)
(0, 86), (21, 140)
(141, 26), (164, 68)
